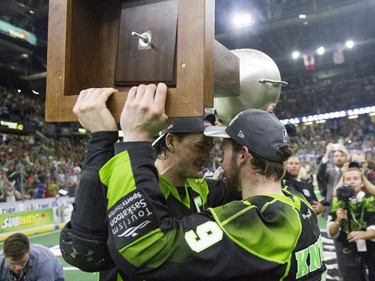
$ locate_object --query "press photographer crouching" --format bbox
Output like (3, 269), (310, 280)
(328, 165), (375, 281)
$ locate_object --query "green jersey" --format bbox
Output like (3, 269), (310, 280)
(100, 142), (326, 280)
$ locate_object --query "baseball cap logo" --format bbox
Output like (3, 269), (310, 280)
(238, 130), (245, 139)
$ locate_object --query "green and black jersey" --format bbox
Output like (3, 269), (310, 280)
(99, 142), (327, 281)
(158, 175), (240, 220)
(64, 131), (238, 281)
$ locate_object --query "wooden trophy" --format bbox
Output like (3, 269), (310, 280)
(45, 0), (239, 122)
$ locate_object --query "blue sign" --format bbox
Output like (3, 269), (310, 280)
(0, 19), (37, 46)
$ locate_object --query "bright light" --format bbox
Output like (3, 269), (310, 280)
(281, 106), (375, 124)
(17, 89), (21, 93)
(232, 13), (252, 28)
(317, 46), (325, 55)
(299, 14), (307, 19)
(292, 51), (300, 59)
(346, 40), (354, 49)
(32, 90), (39, 95)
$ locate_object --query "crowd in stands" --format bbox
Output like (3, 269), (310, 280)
(0, 132), (85, 202)
(276, 74), (375, 118)
(0, 86), (45, 131)
(0, 73), (374, 203)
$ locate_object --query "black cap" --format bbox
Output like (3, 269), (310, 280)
(204, 109), (289, 162)
(152, 116), (209, 147)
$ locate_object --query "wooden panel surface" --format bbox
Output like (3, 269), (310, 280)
(115, 0), (178, 85)
(45, 0), (237, 122)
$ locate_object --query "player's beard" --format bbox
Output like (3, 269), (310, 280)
(224, 157), (241, 193)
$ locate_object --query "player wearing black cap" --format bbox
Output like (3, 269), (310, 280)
(59, 88), (239, 280)
(97, 83), (327, 280)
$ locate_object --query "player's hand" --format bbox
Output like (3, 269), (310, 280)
(73, 88), (118, 132)
(120, 83), (170, 142)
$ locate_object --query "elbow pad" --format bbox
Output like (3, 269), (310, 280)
(59, 221), (114, 272)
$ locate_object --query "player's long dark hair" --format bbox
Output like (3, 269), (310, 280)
(153, 133), (189, 160)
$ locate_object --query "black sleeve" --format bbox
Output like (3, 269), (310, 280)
(70, 131), (118, 234)
(317, 161), (328, 197)
(60, 131), (119, 272)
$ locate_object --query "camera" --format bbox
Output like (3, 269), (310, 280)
(336, 184), (356, 202)
(332, 144), (340, 151)
(348, 161), (362, 169)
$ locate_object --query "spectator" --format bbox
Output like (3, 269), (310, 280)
(350, 151), (375, 185)
(368, 160), (375, 185)
(317, 142), (349, 215)
(284, 155), (326, 214)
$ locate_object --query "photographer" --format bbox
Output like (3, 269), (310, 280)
(328, 166), (375, 281)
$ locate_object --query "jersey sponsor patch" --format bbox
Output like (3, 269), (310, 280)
(107, 190), (158, 248)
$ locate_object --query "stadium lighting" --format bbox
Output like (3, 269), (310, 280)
(317, 46), (325, 55)
(281, 106), (375, 125)
(292, 51), (300, 59)
(346, 40), (354, 49)
(232, 13), (252, 28)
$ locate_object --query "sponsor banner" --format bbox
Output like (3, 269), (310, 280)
(0, 209), (54, 233)
(0, 197), (74, 214)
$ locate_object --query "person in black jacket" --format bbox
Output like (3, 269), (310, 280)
(284, 155), (326, 215)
